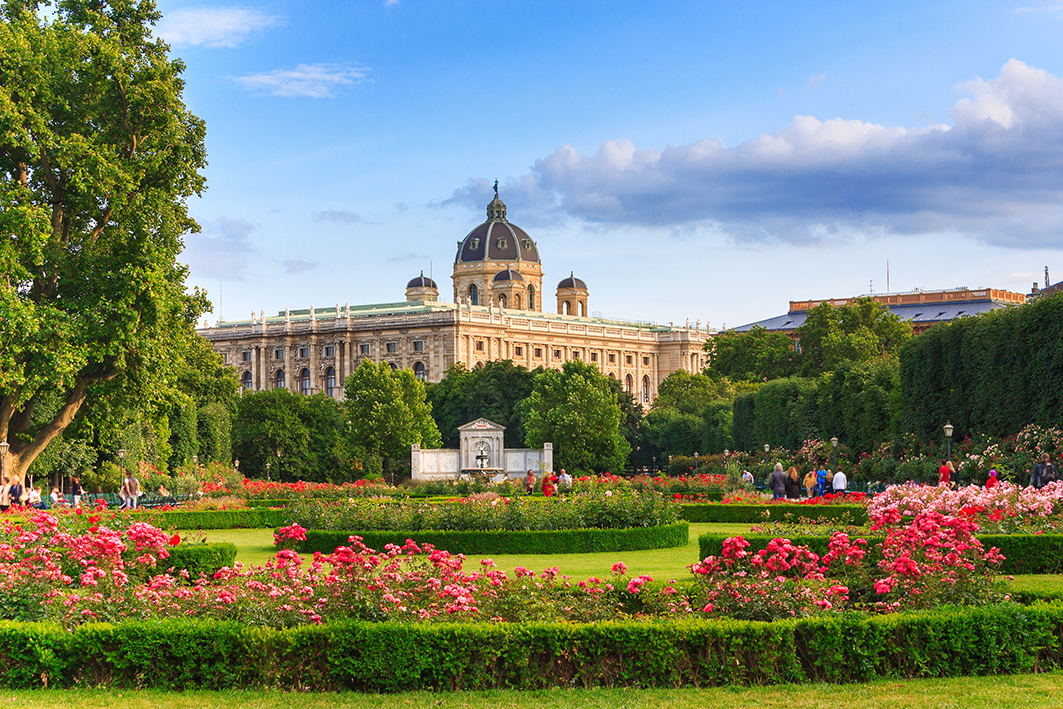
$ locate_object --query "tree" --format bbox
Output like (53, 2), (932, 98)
(522, 360), (630, 472)
(0, 0), (208, 481)
(642, 408), (702, 457)
(343, 360), (442, 467)
(427, 361), (537, 448)
(231, 389), (311, 482)
(705, 327), (800, 382)
(796, 299), (912, 376)
(651, 370), (732, 415)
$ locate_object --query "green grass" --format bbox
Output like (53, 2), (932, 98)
(1006, 574), (1063, 597)
(6, 673), (1063, 707)
(189, 523), (754, 580)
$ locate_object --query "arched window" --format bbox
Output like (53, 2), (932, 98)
(642, 375), (650, 403)
(241, 371), (252, 393)
(389, 362), (398, 371)
(325, 367), (336, 397)
(563, 301), (572, 315)
(528, 286), (535, 310)
(275, 369), (285, 389)
(497, 294), (507, 308)
(468, 284), (479, 306)
(514, 293), (522, 309)
(624, 374), (633, 393)
(579, 301), (587, 317)
(299, 368), (310, 395)
(413, 361), (426, 380)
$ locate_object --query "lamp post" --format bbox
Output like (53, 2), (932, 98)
(943, 422), (954, 462)
(694, 451), (699, 475)
(266, 461), (271, 482)
(764, 443), (770, 479)
(234, 459), (239, 477)
(192, 454), (198, 479)
(0, 440), (9, 485)
(830, 436), (838, 475)
(118, 448), (126, 477)
(276, 449), (283, 482)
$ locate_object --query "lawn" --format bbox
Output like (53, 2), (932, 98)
(6, 673), (1063, 707)
(187, 523), (756, 580)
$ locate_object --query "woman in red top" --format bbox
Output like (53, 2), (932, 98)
(986, 469), (999, 488)
(938, 460), (952, 485)
(541, 473), (556, 497)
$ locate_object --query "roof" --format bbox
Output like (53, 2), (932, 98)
(493, 268), (524, 282)
(731, 299), (1012, 332)
(406, 272), (438, 289)
(455, 195), (540, 264)
(457, 418), (506, 432)
(557, 273), (587, 290)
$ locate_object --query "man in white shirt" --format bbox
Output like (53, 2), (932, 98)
(832, 469), (848, 493)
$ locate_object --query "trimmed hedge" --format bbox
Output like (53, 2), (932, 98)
(0, 604), (1061, 689)
(164, 543), (238, 578)
(680, 503), (867, 524)
(296, 522), (690, 555)
(698, 532), (1063, 575)
(141, 509), (289, 530)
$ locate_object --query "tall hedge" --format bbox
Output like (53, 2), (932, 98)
(900, 294), (1063, 441)
(753, 377), (820, 450)
(818, 359), (901, 453)
(731, 393), (756, 452)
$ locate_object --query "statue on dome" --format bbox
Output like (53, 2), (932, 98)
(493, 178), (498, 196)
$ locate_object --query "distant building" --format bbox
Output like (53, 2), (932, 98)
(197, 192), (710, 404)
(732, 287), (1026, 336)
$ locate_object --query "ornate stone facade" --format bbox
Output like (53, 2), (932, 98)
(197, 193), (711, 404)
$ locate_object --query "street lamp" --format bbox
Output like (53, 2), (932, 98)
(266, 461), (271, 482)
(118, 448), (126, 477)
(764, 443), (770, 479)
(234, 459), (239, 477)
(276, 449), (283, 481)
(192, 454), (198, 478)
(0, 440), (9, 484)
(943, 422), (954, 462)
(694, 451), (699, 475)
(830, 437), (839, 476)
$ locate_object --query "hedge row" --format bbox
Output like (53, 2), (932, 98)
(698, 532), (1063, 574)
(1, 604), (1061, 689)
(140, 509), (289, 530)
(296, 522), (690, 556)
(679, 503), (867, 524)
(164, 543), (238, 578)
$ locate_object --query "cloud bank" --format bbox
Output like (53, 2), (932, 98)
(235, 63), (370, 98)
(447, 60), (1063, 249)
(156, 7), (282, 48)
(183, 217), (257, 279)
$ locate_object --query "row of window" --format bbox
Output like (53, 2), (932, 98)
(239, 360), (430, 396)
(479, 342), (650, 367)
(237, 341), (427, 363)
(466, 284), (536, 310)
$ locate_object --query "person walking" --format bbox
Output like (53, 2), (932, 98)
(986, 469), (999, 489)
(832, 468), (848, 493)
(938, 460), (952, 486)
(1030, 454), (1058, 489)
(769, 463), (788, 501)
(122, 471), (141, 510)
(785, 466), (802, 499)
(803, 470), (816, 498)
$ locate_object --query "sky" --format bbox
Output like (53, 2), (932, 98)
(160, 0), (1063, 330)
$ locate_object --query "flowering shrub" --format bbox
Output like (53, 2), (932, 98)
(201, 478), (393, 500)
(287, 490), (680, 532)
(867, 481), (1063, 533)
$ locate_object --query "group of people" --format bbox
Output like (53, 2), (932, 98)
(767, 463), (848, 500)
(0, 476), (85, 510)
(525, 468), (573, 497)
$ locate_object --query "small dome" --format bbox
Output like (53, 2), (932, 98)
(557, 272), (587, 290)
(407, 271), (438, 289)
(493, 269), (524, 282)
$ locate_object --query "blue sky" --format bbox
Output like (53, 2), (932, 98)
(162, 1), (1063, 329)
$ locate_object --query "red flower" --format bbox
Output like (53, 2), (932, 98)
(170, 534), (181, 546)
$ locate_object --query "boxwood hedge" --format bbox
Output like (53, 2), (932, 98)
(679, 503), (867, 524)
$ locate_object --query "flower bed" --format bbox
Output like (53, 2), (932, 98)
(0, 605), (1059, 689)
(868, 481), (1063, 532)
(286, 490), (679, 532)
(294, 523), (690, 556)
(679, 503), (868, 524)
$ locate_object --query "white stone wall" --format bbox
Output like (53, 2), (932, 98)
(411, 442), (553, 481)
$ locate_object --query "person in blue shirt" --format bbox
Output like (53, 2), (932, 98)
(816, 467), (828, 497)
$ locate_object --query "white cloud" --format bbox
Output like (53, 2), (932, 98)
(156, 7), (283, 48)
(808, 73), (826, 89)
(445, 60), (1063, 249)
(182, 217), (257, 279)
(235, 63), (370, 98)
(313, 210), (362, 224)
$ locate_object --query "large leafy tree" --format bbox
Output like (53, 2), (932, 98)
(0, 0), (208, 480)
(651, 370), (732, 415)
(796, 298), (912, 376)
(427, 360), (537, 449)
(522, 360), (630, 473)
(705, 327), (800, 382)
(344, 360), (442, 465)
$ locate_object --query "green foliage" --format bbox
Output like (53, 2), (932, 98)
(753, 377), (820, 450)
(0, 0), (209, 479)
(817, 358), (902, 453)
(297, 523), (689, 556)
(652, 370), (733, 415)
(701, 401), (733, 453)
(900, 294), (1063, 443)
(706, 327), (800, 382)
(141, 509), (288, 530)
(344, 359), (442, 466)
(80, 461), (122, 494)
(164, 543), (238, 578)
(642, 409), (703, 457)
(167, 393), (198, 470)
(522, 360), (630, 472)
(731, 392), (757, 452)
(427, 361), (537, 449)
(796, 298), (912, 376)
(681, 504), (868, 524)
(196, 401), (232, 463)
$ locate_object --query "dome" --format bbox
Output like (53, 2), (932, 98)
(455, 194), (540, 265)
(407, 272), (438, 289)
(557, 272), (587, 290)
(493, 269), (524, 282)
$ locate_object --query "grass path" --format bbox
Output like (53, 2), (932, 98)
(6, 672), (1063, 707)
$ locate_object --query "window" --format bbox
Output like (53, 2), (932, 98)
(470, 238), (480, 250)
(496, 237), (507, 248)
(625, 355), (633, 365)
(624, 374), (633, 393)
(573, 350), (581, 360)
(553, 349), (562, 360)
(534, 347), (543, 359)
(325, 367), (336, 397)
(528, 286), (535, 310)
(386, 342), (397, 354)
(299, 368), (310, 395)
(522, 238), (531, 250)
(241, 371), (252, 392)
(274, 349), (284, 360)
(468, 284), (479, 306)
(360, 344), (370, 355)
(514, 346), (523, 357)
(298, 347), (309, 358)
(413, 362), (426, 381)
(590, 352), (598, 362)
(642, 375), (651, 403)
(389, 362), (398, 371)
(241, 351), (251, 362)
(275, 370), (285, 389)
(413, 341), (424, 352)
(475, 341), (484, 352)
(221, 352), (228, 364)
(514, 293), (522, 309)
(608, 353), (616, 364)
(324, 346), (335, 357)
(643, 356), (650, 366)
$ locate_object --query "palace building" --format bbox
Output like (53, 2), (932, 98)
(197, 191), (711, 404)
